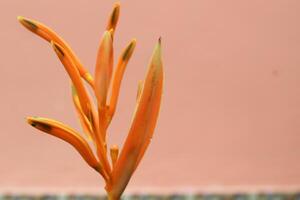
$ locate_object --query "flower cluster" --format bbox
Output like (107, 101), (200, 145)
(18, 3), (163, 200)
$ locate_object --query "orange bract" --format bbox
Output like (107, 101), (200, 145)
(17, 16), (94, 87)
(19, 2), (163, 200)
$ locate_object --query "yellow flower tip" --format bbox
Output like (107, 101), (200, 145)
(114, 1), (121, 8)
(109, 28), (114, 33)
(71, 84), (77, 96)
(111, 144), (118, 150)
(26, 117), (52, 132)
(17, 16), (38, 31)
(136, 80), (143, 100)
(154, 37), (162, 60)
(26, 116), (35, 125)
(26, 116), (40, 124)
(108, 28), (115, 39)
(17, 16), (23, 22)
(84, 73), (94, 84)
(103, 30), (112, 38)
(153, 38), (162, 64)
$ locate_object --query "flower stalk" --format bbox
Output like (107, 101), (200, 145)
(18, 2), (163, 200)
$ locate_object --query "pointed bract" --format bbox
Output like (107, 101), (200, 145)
(51, 43), (108, 169)
(26, 116), (109, 179)
(107, 39), (136, 125)
(17, 16), (94, 87)
(51, 42), (93, 120)
(109, 39), (163, 199)
(71, 85), (94, 141)
(94, 31), (114, 138)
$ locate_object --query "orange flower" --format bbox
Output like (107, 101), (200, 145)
(18, 2), (163, 200)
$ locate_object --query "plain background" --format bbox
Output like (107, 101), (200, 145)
(1, 0), (300, 191)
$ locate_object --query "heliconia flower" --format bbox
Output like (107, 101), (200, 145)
(18, 2), (163, 200)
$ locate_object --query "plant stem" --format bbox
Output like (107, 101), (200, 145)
(108, 192), (120, 200)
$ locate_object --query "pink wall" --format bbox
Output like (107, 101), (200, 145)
(1, 0), (300, 191)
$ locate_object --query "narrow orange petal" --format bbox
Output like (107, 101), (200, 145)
(52, 42), (110, 174)
(51, 41), (92, 119)
(26, 116), (109, 180)
(136, 80), (143, 101)
(71, 85), (94, 141)
(17, 16), (94, 87)
(94, 31), (113, 138)
(107, 39), (136, 126)
(109, 39), (163, 199)
(134, 39), (163, 168)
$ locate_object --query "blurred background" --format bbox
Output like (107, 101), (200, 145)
(1, 0), (300, 195)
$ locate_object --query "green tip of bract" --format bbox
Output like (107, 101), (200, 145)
(26, 117), (52, 132)
(122, 39), (137, 61)
(153, 38), (162, 63)
(112, 2), (120, 19)
(18, 16), (38, 30)
(111, 2), (120, 25)
(107, 2), (120, 33)
(147, 38), (163, 80)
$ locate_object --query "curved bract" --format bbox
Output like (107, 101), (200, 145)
(19, 2), (163, 200)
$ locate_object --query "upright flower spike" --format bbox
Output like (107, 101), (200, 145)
(19, 3), (163, 200)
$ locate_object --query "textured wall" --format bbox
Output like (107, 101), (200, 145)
(1, 0), (300, 191)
